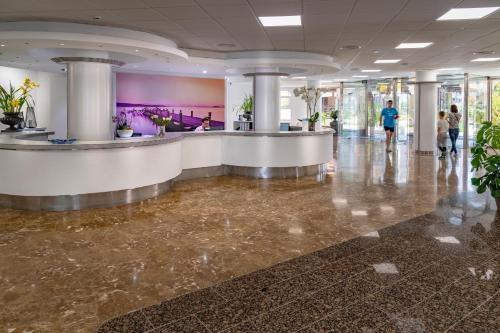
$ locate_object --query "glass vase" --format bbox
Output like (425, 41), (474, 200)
(25, 107), (37, 128)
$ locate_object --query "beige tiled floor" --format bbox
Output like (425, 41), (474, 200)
(0, 138), (482, 332)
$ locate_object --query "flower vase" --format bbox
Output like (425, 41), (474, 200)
(158, 126), (165, 137)
(308, 122), (316, 132)
(25, 106), (37, 128)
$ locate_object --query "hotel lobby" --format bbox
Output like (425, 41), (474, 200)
(1, 1), (500, 332)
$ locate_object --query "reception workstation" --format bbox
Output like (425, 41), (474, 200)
(0, 129), (332, 211)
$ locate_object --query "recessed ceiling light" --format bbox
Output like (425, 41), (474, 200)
(352, 75), (368, 78)
(438, 67), (462, 71)
(372, 50), (380, 54)
(395, 42), (433, 49)
(374, 59), (401, 64)
(135, 49), (139, 52)
(292, 76), (306, 79)
(361, 69), (381, 72)
(471, 57), (500, 62)
(0, 44), (5, 47)
(202, 70), (207, 74)
(259, 15), (301, 27)
(437, 7), (500, 21)
(59, 43), (65, 46)
(93, 16), (102, 20)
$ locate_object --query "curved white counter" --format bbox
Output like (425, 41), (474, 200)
(0, 130), (333, 210)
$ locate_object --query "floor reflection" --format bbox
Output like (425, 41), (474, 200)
(0, 138), (490, 332)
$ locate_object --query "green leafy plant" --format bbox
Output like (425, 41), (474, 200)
(471, 122), (500, 197)
(309, 111), (319, 124)
(240, 95), (253, 114)
(330, 110), (339, 120)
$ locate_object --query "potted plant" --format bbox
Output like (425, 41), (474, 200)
(293, 86), (326, 131)
(113, 112), (134, 138)
(330, 109), (340, 135)
(239, 95), (253, 121)
(471, 121), (500, 207)
(0, 78), (39, 132)
(151, 115), (172, 137)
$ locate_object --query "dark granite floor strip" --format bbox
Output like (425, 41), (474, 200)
(96, 205), (500, 333)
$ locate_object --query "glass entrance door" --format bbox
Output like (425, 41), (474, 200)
(493, 79), (500, 125)
(342, 83), (366, 136)
(439, 75), (465, 148)
(467, 76), (488, 145)
(395, 79), (414, 142)
(367, 80), (392, 139)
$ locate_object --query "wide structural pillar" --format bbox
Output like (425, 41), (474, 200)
(245, 69), (285, 131)
(413, 70), (440, 155)
(52, 57), (124, 141)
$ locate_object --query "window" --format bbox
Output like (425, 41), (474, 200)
(280, 90), (292, 121)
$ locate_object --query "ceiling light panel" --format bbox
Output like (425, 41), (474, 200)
(471, 57), (500, 62)
(374, 59), (401, 64)
(259, 15), (302, 27)
(361, 69), (381, 72)
(395, 42), (433, 49)
(437, 7), (500, 21)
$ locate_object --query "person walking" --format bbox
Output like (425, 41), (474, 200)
(379, 100), (399, 152)
(437, 111), (449, 160)
(447, 104), (462, 156)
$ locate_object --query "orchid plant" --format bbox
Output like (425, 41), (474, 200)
(112, 111), (132, 130)
(293, 86), (327, 124)
(0, 77), (40, 114)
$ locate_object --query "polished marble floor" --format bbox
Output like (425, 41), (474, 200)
(0, 138), (491, 332)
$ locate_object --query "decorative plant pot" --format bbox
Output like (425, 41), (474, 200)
(242, 113), (252, 121)
(330, 120), (339, 135)
(0, 112), (23, 132)
(308, 122), (316, 132)
(117, 129), (133, 138)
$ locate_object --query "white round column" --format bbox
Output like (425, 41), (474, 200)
(246, 71), (283, 132)
(53, 57), (124, 141)
(414, 70), (440, 154)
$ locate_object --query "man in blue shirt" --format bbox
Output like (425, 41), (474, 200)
(379, 100), (398, 152)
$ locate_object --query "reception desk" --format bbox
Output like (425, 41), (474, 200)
(0, 130), (333, 211)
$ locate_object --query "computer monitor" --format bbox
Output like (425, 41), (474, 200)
(279, 123), (290, 131)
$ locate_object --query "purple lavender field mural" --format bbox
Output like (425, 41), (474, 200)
(116, 73), (225, 135)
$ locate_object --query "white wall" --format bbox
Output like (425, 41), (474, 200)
(0, 66), (67, 138)
(280, 86), (307, 126)
(225, 77), (252, 130)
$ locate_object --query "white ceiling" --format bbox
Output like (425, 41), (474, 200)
(1, 0), (500, 78)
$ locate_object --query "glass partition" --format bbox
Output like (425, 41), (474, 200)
(342, 82), (366, 136)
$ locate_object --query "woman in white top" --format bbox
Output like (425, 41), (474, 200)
(447, 104), (462, 156)
(437, 111), (449, 159)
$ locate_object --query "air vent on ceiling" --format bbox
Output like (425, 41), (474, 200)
(340, 45), (360, 50)
(473, 50), (495, 55)
(217, 43), (236, 48)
